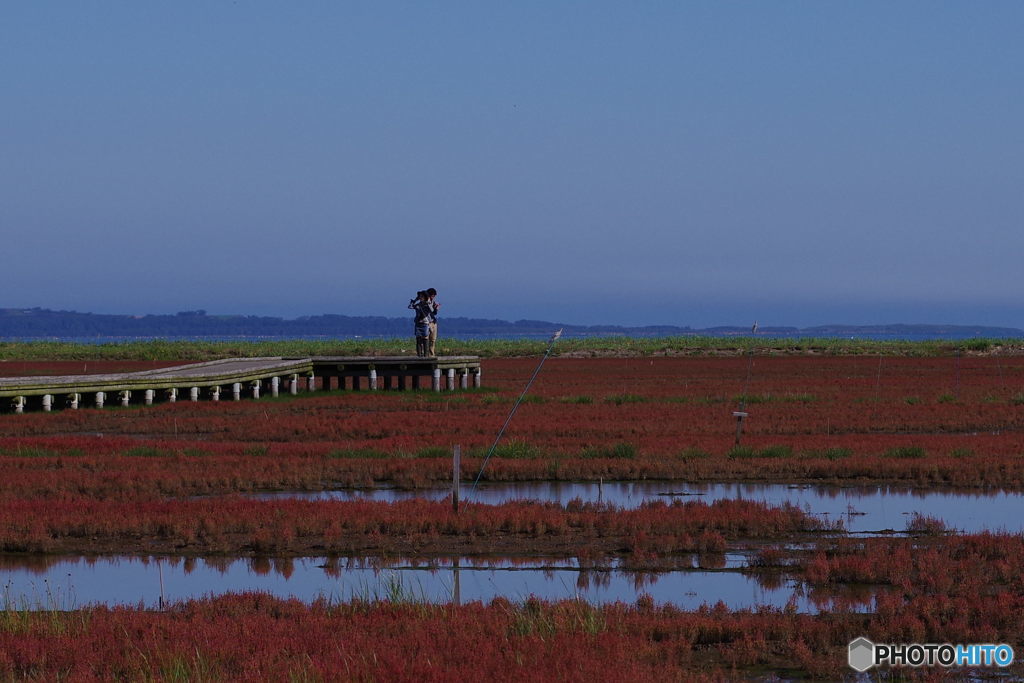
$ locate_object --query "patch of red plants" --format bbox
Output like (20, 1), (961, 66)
(0, 498), (827, 555)
(2, 590), (1022, 680)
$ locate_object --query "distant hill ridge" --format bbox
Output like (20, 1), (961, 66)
(2, 308), (1022, 339)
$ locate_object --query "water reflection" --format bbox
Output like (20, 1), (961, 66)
(252, 481), (1023, 533)
(0, 554), (875, 614)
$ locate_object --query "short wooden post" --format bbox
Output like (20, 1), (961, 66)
(209, 386), (220, 402)
(189, 387), (199, 402)
(271, 376), (280, 397)
(307, 374), (316, 392)
(42, 394), (52, 412)
(369, 369), (378, 391)
(232, 383), (241, 401)
(290, 374), (299, 395)
(447, 368), (456, 391)
(144, 389), (154, 405)
(733, 411), (748, 446)
(167, 388), (177, 403)
(432, 368), (441, 392)
(121, 390), (132, 407)
(473, 368), (481, 388)
(460, 369), (468, 390)
(68, 393), (79, 410)
(95, 391), (106, 408)
(13, 396), (25, 414)
(251, 381), (261, 399)
(452, 444), (461, 513)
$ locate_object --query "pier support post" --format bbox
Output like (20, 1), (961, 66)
(120, 390), (131, 407)
(459, 369), (468, 390)
(412, 375), (420, 390)
(369, 369), (378, 391)
(251, 381), (261, 399)
(144, 389), (154, 406)
(447, 368), (456, 391)
(42, 394), (52, 412)
(187, 387), (198, 402)
(13, 396), (25, 414)
(473, 368), (482, 388)
(271, 376), (280, 397)
(167, 388), (177, 403)
(398, 375), (407, 391)
(290, 374), (299, 395)
(68, 393), (80, 410)
(232, 383), (241, 401)
(432, 368), (441, 392)
(95, 392), (106, 408)
(307, 374), (316, 392)
(209, 386), (220, 401)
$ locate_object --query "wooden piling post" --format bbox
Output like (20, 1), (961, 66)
(369, 368), (378, 391)
(42, 394), (52, 412)
(166, 388), (177, 403)
(144, 389), (154, 405)
(68, 393), (79, 410)
(121, 390), (132, 407)
(189, 387), (199, 402)
(460, 369), (468, 390)
(290, 374), (299, 395)
(13, 396), (25, 414)
(232, 383), (241, 401)
(447, 368), (456, 391)
(251, 381), (261, 399)
(473, 368), (482, 389)
(432, 368), (441, 392)
(209, 386), (220, 402)
(271, 376), (280, 397)
(95, 391), (106, 408)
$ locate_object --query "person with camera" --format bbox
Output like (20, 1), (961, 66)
(408, 291), (432, 357)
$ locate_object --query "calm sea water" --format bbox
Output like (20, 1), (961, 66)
(0, 554), (864, 614)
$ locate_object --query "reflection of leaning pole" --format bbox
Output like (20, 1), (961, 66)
(468, 329), (563, 500)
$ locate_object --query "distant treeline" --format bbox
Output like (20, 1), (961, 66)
(2, 307), (1023, 339)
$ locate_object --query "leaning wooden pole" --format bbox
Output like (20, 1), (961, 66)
(452, 444), (461, 512)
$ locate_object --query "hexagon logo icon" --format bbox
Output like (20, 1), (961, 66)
(848, 637), (875, 672)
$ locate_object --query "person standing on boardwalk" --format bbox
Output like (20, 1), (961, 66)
(408, 291), (432, 357)
(426, 288), (440, 356)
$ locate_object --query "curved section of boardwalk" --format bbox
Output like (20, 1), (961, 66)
(0, 356), (482, 413)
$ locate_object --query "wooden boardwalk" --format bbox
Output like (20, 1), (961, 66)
(0, 356), (482, 413)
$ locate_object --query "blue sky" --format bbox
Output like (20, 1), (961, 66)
(3, 2), (1022, 328)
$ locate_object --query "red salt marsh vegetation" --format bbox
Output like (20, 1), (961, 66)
(2, 578), (1023, 681)
(0, 497), (828, 556)
(4, 351), (1024, 679)
(4, 356), (1024, 490)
